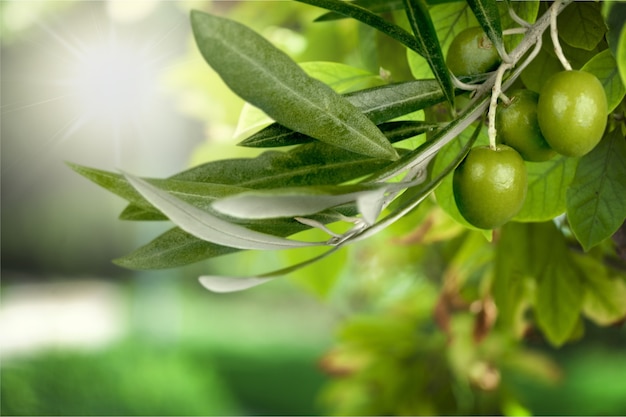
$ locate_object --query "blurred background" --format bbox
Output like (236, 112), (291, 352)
(1, 1), (625, 416)
(1, 1), (342, 414)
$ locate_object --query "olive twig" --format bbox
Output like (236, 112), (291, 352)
(451, 73), (482, 92)
(550, 0), (572, 71)
(487, 63), (512, 149)
(508, 4), (532, 28)
(503, 28), (528, 36)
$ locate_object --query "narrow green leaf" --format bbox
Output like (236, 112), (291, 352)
(314, 0), (463, 21)
(114, 210), (352, 270)
(68, 163), (248, 218)
(241, 120), (439, 148)
(119, 143), (393, 220)
(557, 2), (606, 51)
(294, 0), (425, 55)
(513, 156), (578, 223)
(191, 10), (398, 160)
(581, 49), (626, 113)
(406, 1), (477, 80)
(314, 0), (405, 21)
(402, 0), (455, 105)
(124, 172), (323, 250)
(567, 128), (626, 252)
(239, 79), (450, 147)
(113, 228), (239, 270)
(174, 142), (390, 188)
(466, 0), (506, 58)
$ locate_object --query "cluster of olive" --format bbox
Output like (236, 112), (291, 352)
(446, 28), (608, 230)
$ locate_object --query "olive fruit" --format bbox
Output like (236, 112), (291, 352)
(537, 70), (608, 157)
(496, 89), (556, 162)
(453, 145), (527, 229)
(446, 27), (501, 77)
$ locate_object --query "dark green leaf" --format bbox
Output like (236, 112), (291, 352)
(314, 0), (463, 21)
(512, 155), (578, 223)
(191, 10), (398, 160)
(567, 128), (626, 252)
(174, 142), (391, 188)
(241, 120), (439, 148)
(239, 79), (450, 147)
(406, 1), (477, 80)
(114, 211), (354, 270)
(603, 1), (626, 68)
(402, 0), (455, 105)
(466, 0), (505, 58)
(557, 2), (606, 51)
(120, 143), (393, 220)
(294, 0), (425, 55)
(114, 227), (239, 270)
(314, 0), (405, 21)
(581, 49), (626, 113)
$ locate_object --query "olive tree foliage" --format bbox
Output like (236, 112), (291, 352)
(73, 0), (625, 411)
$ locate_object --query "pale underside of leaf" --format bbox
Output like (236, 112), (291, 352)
(199, 247), (341, 293)
(123, 172), (323, 250)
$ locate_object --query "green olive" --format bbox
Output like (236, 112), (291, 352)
(446, 27), (501, 77)
(537, 70), (608, 157)
(453, 145), (527, 229)
(496, 89), (556, 162)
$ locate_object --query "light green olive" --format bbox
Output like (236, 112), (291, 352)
(453, 145), (527, 229)
(496, 89), (556, 162)
(537, 70), (608, 157)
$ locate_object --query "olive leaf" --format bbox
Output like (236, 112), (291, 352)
(119, 142), (393, 220)
(466, 0), (506, 59)
(191, 10), (398, 160)
(198, 247), (341, 293)
(123, 172), (324, 250)
(211, 183), (388, 220)
(239, 79), (450, 148)
(402, 0), (455, 105)
(314, 0), (405, 21)
(294, 0), (425, 55)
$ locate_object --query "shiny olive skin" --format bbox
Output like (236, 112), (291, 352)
(496, 89), (556, 162)
(446, 27), (501, 77)
(453, 145), (527, 229)
(537, 70), (608, 157)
